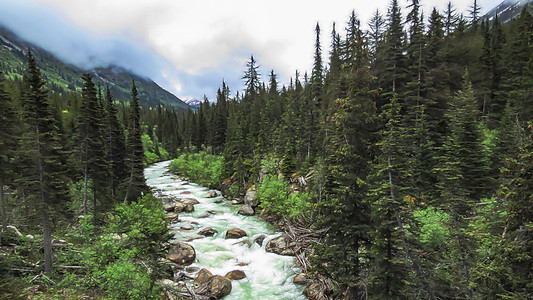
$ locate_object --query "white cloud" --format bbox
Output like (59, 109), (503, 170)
(20, 0), (503, 99)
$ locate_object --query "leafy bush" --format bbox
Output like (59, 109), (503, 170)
(256, 175), (312, 218)
(169, 151), (224, 187)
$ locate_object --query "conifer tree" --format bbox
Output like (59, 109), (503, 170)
(104, 85), (127, 199)
(77, 74), (110, 217)
(18, 51), (71, 274)
(124, 80), (148, 202)
(0, 73), (17, 234)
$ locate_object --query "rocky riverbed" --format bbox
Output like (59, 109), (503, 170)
(145, 161), (307, 299)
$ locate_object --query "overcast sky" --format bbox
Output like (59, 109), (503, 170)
(0, 0), (502, 101)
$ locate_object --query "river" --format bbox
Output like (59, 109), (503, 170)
(145, 160), (307, 299)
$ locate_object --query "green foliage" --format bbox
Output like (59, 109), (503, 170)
(414, 206), (450, 248)
(169, 151), (224, 187)
(256, 175), (311, 218)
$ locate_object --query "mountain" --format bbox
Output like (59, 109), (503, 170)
(481, 0), (533, 25)
(0, 26), (189, 109)
(183, 98), (202, 108)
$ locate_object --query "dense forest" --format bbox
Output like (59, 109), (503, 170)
(0, 50), (184, 298)
(171, 1), (533, 299)
(1, 0), (532, 299)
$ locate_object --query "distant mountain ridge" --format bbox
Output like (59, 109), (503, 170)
(481, 0), (533, 25)
(0, 26), (190, 109)
(184, 98), (202, 108)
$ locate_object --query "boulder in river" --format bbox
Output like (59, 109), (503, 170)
(164, 213), (179, 222)
(225, 270), (246, 280)
(225, 228), (247, 239)
(181, 191), (191, 195)
(238, 204), (255, 216)
(198, 227), (218, 237)
(181, 198), (200, 205)
(265, 235), (294, 256)
(174, 202), (185, 213)
(206, 191), (217, 198)
(209, 276), (232, 299)
(194, 269), (213, 287)
(183, 204), (195, 213)
(180, 224), (194, 231)
(254, 234), (266, 246)
(163, 203), (176, 212)
(168, 242), (196, 265)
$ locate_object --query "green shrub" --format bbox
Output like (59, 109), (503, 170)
(256, 175), (312, 218)
(169, 151), (224, 187)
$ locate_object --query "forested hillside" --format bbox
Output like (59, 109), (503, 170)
(173, 1), (533, 298)
(0, 26), (189, 109)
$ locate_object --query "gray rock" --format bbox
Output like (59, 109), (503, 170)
(244, 190), (258, 207)
(265, 235), (294, 256)
(206, 191), (217, 198)
(181, 198), (200, 205)
(238, 204), (255, 216)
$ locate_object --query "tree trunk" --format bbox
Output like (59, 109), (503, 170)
(0, 178), (7, 232)
(41, 206), (53, 274)
(83, 161), (88, 215)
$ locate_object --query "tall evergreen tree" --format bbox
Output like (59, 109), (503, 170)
(18, 51), (71, 274)
(104, 85), (128, 199)
(0, 73), (17, 235)
(77, 74), (110, 218)
(124, 80), (148, 202)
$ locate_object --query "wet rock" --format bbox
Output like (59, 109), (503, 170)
(181, 198), (200, 205)
(207, 210), (217, 215)
(225, 228), (247, 239)
(225, 270), (246, 280)
(194, 269), (213, 287)
(186, 236), (204, 242)
(234, 240), (252, 248)
(180, 224), (194, 231)
(230, 199), (241, 205)
(181, 191), (191, 195)
(209, 276), (232, 299)
(265, 235), (293, 256)
(254, 235), (266, 246)
(198, 227), (218, 237)
(168, 242), (196, 266)
(206, 191), (217, 198)
(293, 272), (310, 285)
(198, 213), (211, 218)
(214, 199), (224, 204)
(244, 190), (258, 207)
(165, 213), (179, 222)
(184, 204), (195, 213)
(238, 204), (255, 216)
(163, 203), (176, 212)
(174, 202), (185, 213)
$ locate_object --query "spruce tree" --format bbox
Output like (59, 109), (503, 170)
(0, 73), (17, 234)
(124, 80), (148, 202)
(18, 51), (71, 274)
(77, 74), (110, 218)
(104, 85), (128, 199)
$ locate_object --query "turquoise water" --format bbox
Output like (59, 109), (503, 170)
(145, 161), (306, 300)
